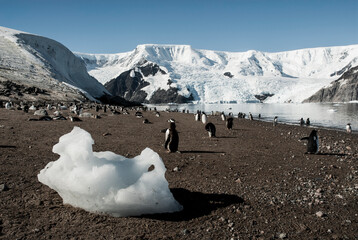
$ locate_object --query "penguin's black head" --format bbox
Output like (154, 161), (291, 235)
(169, 122), (176, 130)
(310, 129), (318, 136)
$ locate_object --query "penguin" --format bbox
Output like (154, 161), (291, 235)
(164, 122), (179, 153)
(205, 122), (216, 137)
(306, 118), (310, 126)
(201, 112), (207, 124)
(155, 111), (160, 117)
(135, 111), (143, 118)
(249, 112), (253, 120)
(300, 129), (319, 154)
(273, 116), (278, 126)
(300, 118), (305, 126)
(258, 114), (261, 119)
(23, 105), (29, 113)
(69, 116), (82, 122)
(143, 118), (150, 124)
(221, 112), (226, 121)
(168, 118), (175, 123)
(195, 112), (201, 121)
(346, 123), (352, 133)
(226, 117), (233, 130)
(5, 102), (11, 109)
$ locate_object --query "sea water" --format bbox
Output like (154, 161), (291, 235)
(146, 103), (358, 132)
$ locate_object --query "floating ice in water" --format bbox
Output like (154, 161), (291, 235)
(38, 127), (182, 217)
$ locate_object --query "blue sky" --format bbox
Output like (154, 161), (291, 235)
(0, 0), (357, 53)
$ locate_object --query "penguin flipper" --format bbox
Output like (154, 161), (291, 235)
(300, 137), (309, 141)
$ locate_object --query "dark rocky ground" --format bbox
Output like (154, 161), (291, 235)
(0, 108), (357, 239)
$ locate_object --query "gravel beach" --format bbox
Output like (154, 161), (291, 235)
(0, 107), (357, 239)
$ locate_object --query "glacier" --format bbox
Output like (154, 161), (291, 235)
(76, 44), (358, 103)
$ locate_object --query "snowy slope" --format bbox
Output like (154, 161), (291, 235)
(76, 44), (358, 103)
(0, 26), (109, 101)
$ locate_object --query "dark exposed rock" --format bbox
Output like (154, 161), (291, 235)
(0, 80), (48, 98)
(149, 87), (194, 104)
(224, 72), (234, 78)
(104, 68), (149, 103)
(96, 94), (141, 107)
(254, 93), (274, 102)
(304, 65), (358, 102)
(104, 62), (193, 104)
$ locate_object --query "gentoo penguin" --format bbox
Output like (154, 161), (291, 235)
(5, 102), (11, 109)
(201, 112), (207, 124)
(221, 112), (226, 121)
(258, 114), (261, 119)
(249, 112), (253, 120)
(273, 116), (278, 126)
(301, 129), (319, 154)
(226, 117), (233, 130)
(164, 122), (179, 153)
(168, 118), (175, 123)
(205, 122), (216, 137)
(69, 116), (82, 122)
(143, 118), (150, 124)
(135, 111), (143, 118)
(306, 118), (310, 126)
(346, 123), (352, 133)
(300, 118), (305, 126)
(155, 111), (160, 117)
(195, 112), (201, 121)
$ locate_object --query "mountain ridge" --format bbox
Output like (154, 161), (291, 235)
(0, 26), (109, 102)
(77, 44), (358, 103)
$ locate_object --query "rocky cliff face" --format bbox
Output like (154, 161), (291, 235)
(104, 62), (193, 104)
(303, 66), (358, 103)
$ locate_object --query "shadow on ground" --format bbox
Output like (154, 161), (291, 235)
(141, 188), (244, 221)
(180, 150), (225, 154)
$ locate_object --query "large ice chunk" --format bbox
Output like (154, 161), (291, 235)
(38, 127), (182, 217)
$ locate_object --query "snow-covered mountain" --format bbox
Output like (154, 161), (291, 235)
(304, 65), (358, 103)
(0, 26), (109, 102)
(76, 44), (358, 103)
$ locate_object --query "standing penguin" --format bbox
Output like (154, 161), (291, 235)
(201, 112), (207, 124)
(205, 122), (216, 137)
(195, 112), (201, 121)
(300, 130), (319, 154)
(346, 123), (352, 133)
(306, 118), (310, 126)
(273, 116), (278, 126)
(226, 117), (234, 130)
(221, 112), (226, 121)
(249, 112), (253, 120)
(300, 118), (305, 126)
(164, 122), (179, 153)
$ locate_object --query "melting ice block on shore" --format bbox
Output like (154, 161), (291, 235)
(38, 126), (183, 217)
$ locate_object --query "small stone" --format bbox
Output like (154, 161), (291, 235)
(279, 233), (287, 239)
(228, 222), (234, 227)
(173, 167), (179, 172)
(102, 132), (111, 136)
(0, 183), (9, 191)
(316, 211), (325, 217)
(235, 178), (241, 183)
(183, 229), (189, 235)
